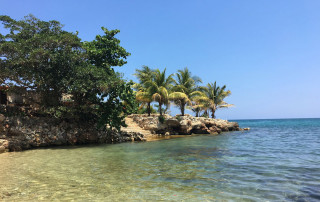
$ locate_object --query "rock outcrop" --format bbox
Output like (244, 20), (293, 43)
(0, 115), (145, 153)
(128, 114), (241, 135)
(0, 113), (243, 154)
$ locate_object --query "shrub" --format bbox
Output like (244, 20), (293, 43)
(158, 115), (165, 124)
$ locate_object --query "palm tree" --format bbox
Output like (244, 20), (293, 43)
(197, 81), (233, 118)
(134, 65), (154, 85)
(146, 68), (174, 116)
(134, 66), (155, 116)
(168, 67), (203, 116)
(135, 90), (153, 116)
(189, 103), (203, 117)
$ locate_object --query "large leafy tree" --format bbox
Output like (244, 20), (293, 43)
(169, 67), (202, 116)
(0, 15), (136, 131)
(146, 68), (174, 116)
(197, 82), (233, 118)
(0, 14), (83, 106)
(134, 66), (154, 116)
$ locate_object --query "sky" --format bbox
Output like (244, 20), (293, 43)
(1, 0), (320, 119)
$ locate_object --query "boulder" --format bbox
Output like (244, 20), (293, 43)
(179, 120), (192, 134)
(227, 122), (239, 131)
(191, 125), (210, 134)
(191, 121), (203, 129)
(204, 120), (216, 127)
(166, 118), (180, 127)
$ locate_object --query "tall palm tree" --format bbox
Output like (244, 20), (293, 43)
(134, 66), (155, 116)
(169, 67), (203, 116)
(134, 65), (154, 86)
(197, 81), (233, 118)
(146, 68), (174, 116)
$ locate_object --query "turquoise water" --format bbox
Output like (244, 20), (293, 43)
(1, 118), (320, 201)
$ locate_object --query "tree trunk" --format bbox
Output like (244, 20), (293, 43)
(211, 108), (216, 118)
(181, 101), (185, 116)
(203, 110), (208, 117)
(159, 102), (162, 116)
(147, 102), (151, 116)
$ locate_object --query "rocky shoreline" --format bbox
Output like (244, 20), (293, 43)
(0, 114), (244, 154)
(128, 114), (241, 135)
(0, 114), (145, 153)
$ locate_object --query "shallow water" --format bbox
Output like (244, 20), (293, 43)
(1, 118), (320, 201)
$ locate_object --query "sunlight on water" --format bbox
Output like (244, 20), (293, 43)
(1, 118), (320, 201)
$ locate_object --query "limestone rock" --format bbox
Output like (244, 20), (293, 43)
(0, 114), (242, 154)
(191, 121), (203, 129)
(166, 118), (180, 127)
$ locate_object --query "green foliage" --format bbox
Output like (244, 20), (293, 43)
(0, 15), (135, 131)
(146, 68), (174, 116)
(137, 105), (157, 114)
(158, 115), (166, 124)
(197, 82), (233, 118)
(97, 81), (137, 131)
(133, 66), (234, 118)
(83, 27), (130, 69)
(134, 66), (155, 90)
(134, 66), (155, 116)
(168, 67), (202, 116)
(0, 14), (83, 106)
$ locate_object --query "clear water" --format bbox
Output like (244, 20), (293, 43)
(1, 118), (320, 201)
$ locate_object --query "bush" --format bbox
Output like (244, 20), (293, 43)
(158, 115), (165, 124)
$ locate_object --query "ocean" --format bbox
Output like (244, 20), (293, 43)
(0, 118), (319, 201)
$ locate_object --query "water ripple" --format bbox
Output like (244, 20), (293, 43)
(0, 118), (320, 201)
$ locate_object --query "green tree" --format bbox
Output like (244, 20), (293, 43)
(0, 14), (83, 106)
(69, 27), (134, 130)
(133, 66), (155, 116)
(146, 68), (174, 116)
(169, 67), (202, 116)
(0, 15), (135, 131)
(197, 82), (233, 118)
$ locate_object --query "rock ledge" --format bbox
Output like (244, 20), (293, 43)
(128, 114), (241, 135)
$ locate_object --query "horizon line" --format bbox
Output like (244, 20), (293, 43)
(229, 117), (320, 121)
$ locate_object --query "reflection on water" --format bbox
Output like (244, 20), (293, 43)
(1, 118), (320, 201)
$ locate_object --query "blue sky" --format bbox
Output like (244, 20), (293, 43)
(1, 0), (320, 119)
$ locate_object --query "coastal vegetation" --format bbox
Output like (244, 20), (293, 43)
(0, 14), (137, 130)
(134, 67), (233, 118)
(0, 14), (233, 131)
(0, 14), (239, 154)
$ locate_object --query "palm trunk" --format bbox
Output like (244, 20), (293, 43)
(159, 102), (162, 116)
(147, 102), (151, 116)
(211, 108), (216, 118)
(203, 110), (208, 117)
(181, 101), (185, 116)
